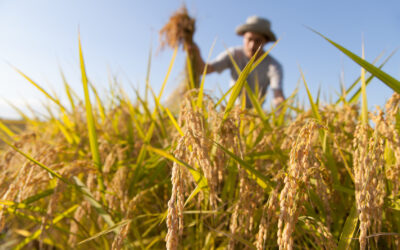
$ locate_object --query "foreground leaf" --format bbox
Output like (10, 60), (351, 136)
(311, 28), (400, 93)
(338, 204), (358, 250)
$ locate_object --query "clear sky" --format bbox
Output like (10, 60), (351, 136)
(0, 0), (399, 119)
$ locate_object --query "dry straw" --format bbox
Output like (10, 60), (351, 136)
(159, 5), (195, 50)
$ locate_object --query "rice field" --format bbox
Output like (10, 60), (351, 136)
(0, 28), (400, 250)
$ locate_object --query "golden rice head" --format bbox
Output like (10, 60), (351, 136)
(229, 136), (265, 248)
(38, 180), (66, 247)
(111, 221), (132, 250)
(382, 93), (400, 198)
(180, 97), (218, 208)
(372, 108), (400, 197)
(353, 123), (386, 250)
(321, 104), (359, 163)
(209, 102), (239, 189)
(277, 120), (321, 250)
(165, 137), (187, 250)
(255, 210), (268, 250)
(68, 201), (90, 247)
(255, 181), (282, 250)
(280, 111), (312, 151)
(106, 166), (129, 213)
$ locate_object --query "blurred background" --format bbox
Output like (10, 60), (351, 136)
(0, 0), (399, 119)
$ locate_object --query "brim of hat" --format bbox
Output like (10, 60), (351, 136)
(235, 24), (277, 42)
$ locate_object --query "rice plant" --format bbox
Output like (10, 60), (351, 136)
(0, 23), (399, 250)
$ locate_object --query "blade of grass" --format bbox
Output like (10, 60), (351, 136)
(165, 107), (184, 137)
(73, 177), (116, 228)
(78, 219), (131, 245)
(89, 80), (106, 123)
(336, 48), (396, 104)
(22, 188), (55, 204)
(243, 82), (268, 122)
(0, 137), (66, 182)
(250, 38), (280, 71)
(213, 141), (274, 191)
(214, 84), (235, 108)
(145, 44), (152, 104)
(0, 120), (16, 137)
(223, 48), (260, 120)
(310, 28), (400, 93)
(14, 204), (78, 250)
(361, 37), (368, 125)
(337, 204), (358, 250)
(158, 46), (178, 99)
(300, 68), (322, 122)
(3, 99), (33, 123)
(78, 33), (105, 201)
(197, 38), (217, 109)
(146, 145), (208, 204)
(13, 66), (67, 111)
(60, 69), (76, 113)
(215, 41), (279, 109)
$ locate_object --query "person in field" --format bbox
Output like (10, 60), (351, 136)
(189, 16), (285, 108)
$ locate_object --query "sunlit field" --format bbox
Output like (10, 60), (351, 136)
(0, 10), (400, 250)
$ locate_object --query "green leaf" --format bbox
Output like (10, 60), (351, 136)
(337, 204), (358, 250)
(0, 120), (16, 137)
(347, 48), (398, 104)
(300, 68), (322, 122)
(213, 141), (274, 191)
(223, 48), (259, 120)
(310, 28), (400, 93)
(22, 188), (55, 204)
(0, 137), (66, 182)
(158, 46), (178, 99)
(73, 177), (116, 228)
(360, 41), (368, 125)
(13, 67), (67, 111)
(78, 33), (105, 199)
(145, 44), (152, 103)
(14, 205), (78, 250)
(145, 146), (206, 184)
(197, 38), (217, 110)
(165, 107), (184, 136)
(78, 219), (131, 245)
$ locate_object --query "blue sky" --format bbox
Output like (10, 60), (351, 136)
(0, 0), (399, 118)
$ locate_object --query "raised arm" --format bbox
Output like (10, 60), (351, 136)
(186, 43), (216, 75)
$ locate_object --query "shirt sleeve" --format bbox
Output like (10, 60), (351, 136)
(267, 58), (283, 91)
(208, 48), (233, 73)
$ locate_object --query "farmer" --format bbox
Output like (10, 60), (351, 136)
(189, 16), (285, 108)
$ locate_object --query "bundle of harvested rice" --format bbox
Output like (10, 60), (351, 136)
(159, 6), (195, 50)
(160, 6), (200, 110)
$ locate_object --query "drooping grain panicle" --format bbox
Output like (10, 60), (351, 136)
(353, 122), (386, 250)
(178, 96), (218, 208)
(277, 120), (323, 250)
(255, 181), (282, 250)
(384, 93), (400, 198)
(165, 137), (186, 250)
(373, 106), (400, 199)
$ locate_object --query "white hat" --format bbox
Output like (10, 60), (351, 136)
(235, 16), (277, 42)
